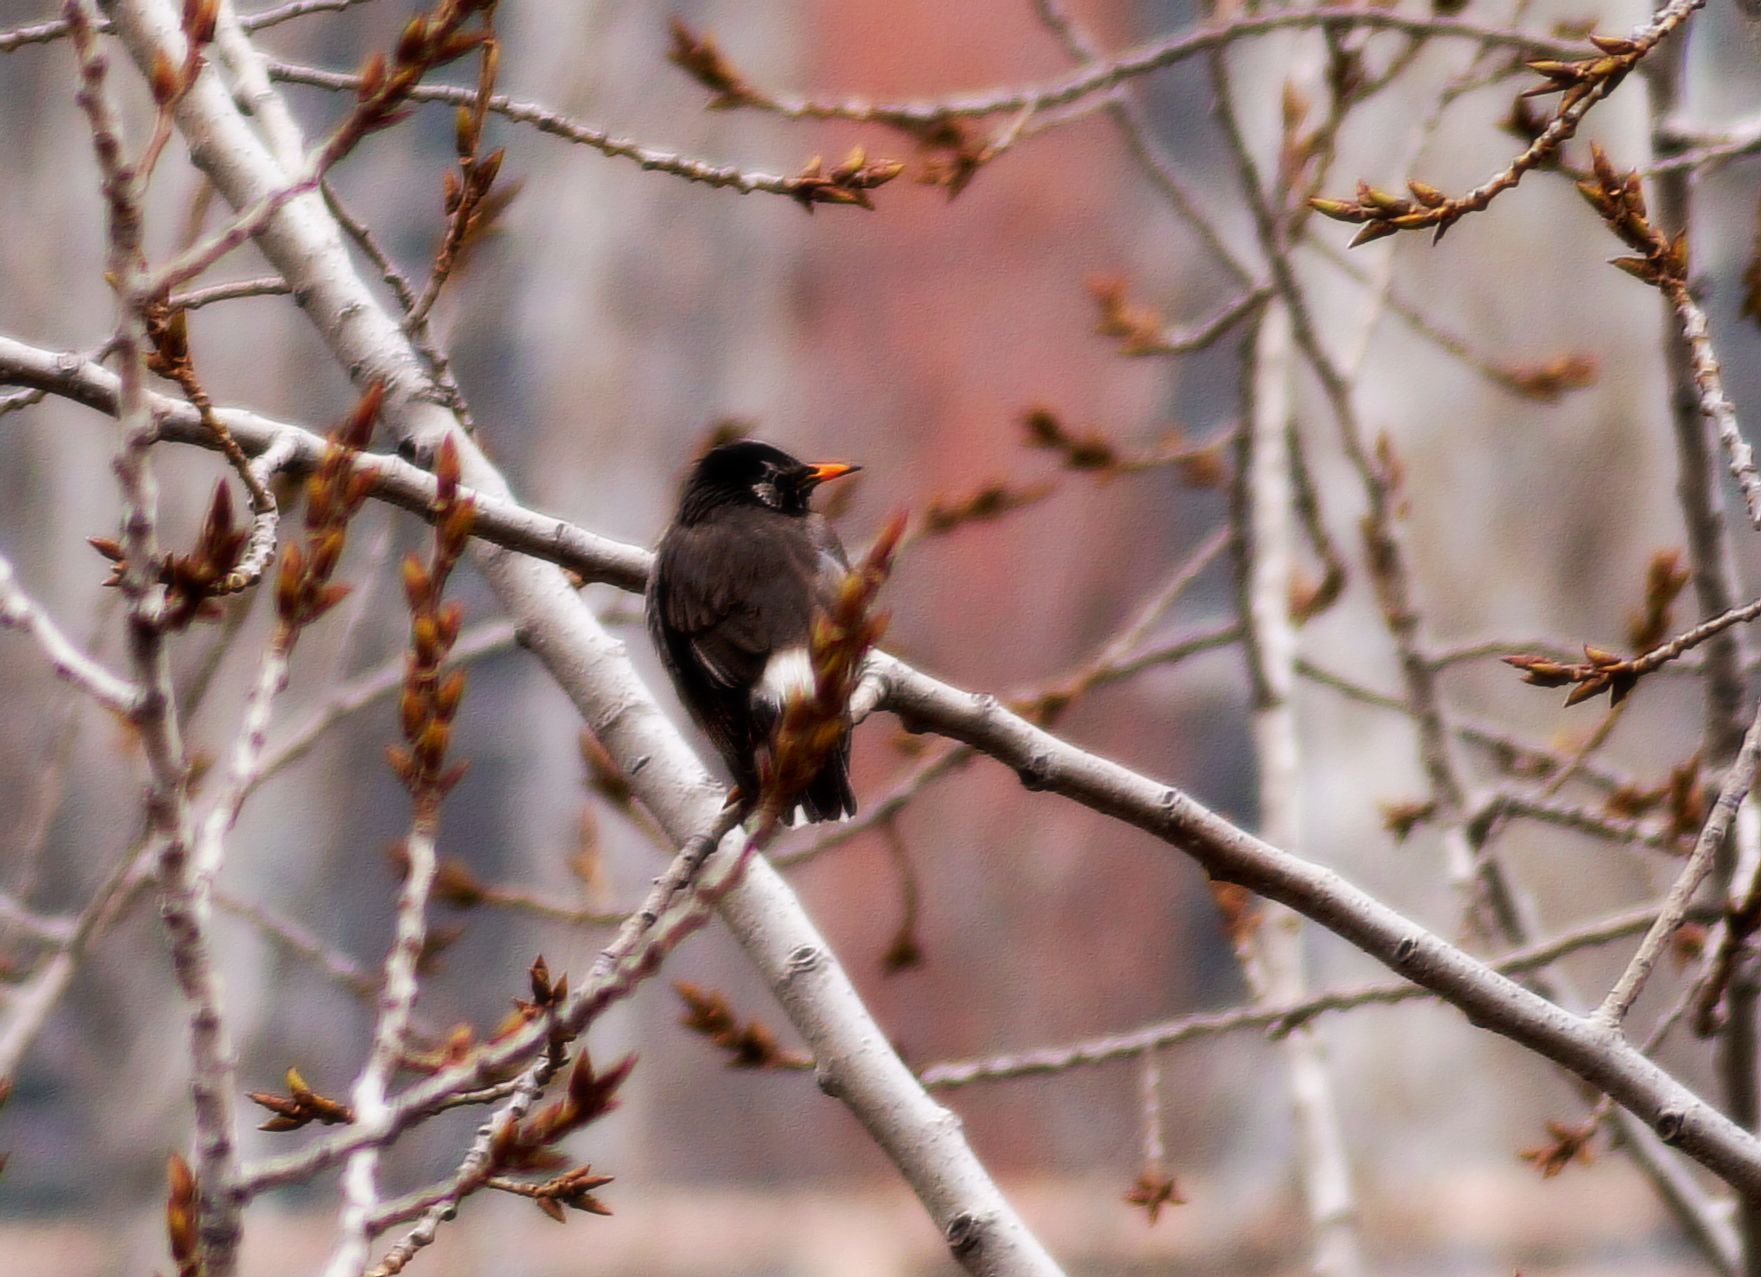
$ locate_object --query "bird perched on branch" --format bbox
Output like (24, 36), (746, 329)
(647, 439), (862, 823)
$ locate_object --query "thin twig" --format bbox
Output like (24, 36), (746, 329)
(1596, 701), (1761, 1026)
(0, 550), (139, 716)
(920, 904), (1685, 1087)
(676, 9), (1580, 128)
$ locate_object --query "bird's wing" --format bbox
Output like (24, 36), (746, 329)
(651, 516), (828, 693)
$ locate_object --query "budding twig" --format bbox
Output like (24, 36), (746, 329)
(329, 434), (474, 1276)
(267, 60), (906, 209)
(1311, 0), (1704, 245)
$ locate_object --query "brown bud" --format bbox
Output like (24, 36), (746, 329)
(182, 0), (217, 46)
(357, 53), (387, 101)
(417, 719), (451, 768)
(442, 499), (477, 552)
(434, 436), (462, 505)
(402, 556), (432, 609)
(166, 1153), (198, 1265)
(343, 381), (383, 449)
(1349, 220), (1400, 248)
(435, 599), (463, 649)
(395, 15), (430, 65)
(386, 745), (415, 784)
(411, 612), (441, 663)
(399, 687), (427, 742)
(275, 544), (305, 621)
(454, 105), (478, 159)
(1406, 180), (1446, 208)
(435, 668), (467, 720)
(150, 51), (181, 106)
(1308, 197), (1363, 222)
(475, 147), (505, 191)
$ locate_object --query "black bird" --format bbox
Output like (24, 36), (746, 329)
(647, 440), (862, 823)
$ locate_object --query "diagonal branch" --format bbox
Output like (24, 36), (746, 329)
(1596, 701), (1761, 1026)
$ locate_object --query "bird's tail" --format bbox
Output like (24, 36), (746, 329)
(795, 741), (856, 824)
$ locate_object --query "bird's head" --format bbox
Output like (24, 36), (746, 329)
(677, 440), (860, 523)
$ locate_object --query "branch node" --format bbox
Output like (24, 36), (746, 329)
(1656, 1108), (1688, 1145)
(785, 943), (825, 978)
(945, 1210), (989, 1254)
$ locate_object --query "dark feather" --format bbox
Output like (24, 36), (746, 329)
(646, 442), (857, 823)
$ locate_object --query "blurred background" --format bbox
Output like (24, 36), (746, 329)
(2, 0), (1761, 1272)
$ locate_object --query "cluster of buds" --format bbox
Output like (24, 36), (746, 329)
(1309, 178), (1458, 247)
(248, 1067), (353, 1132)
(1577, 144), (1687, 288)
(514, 955), (573, 1071)
(430, 12), (515, 292)
(347, 0), (498, 145)
(91, 483), (246, 629)
(1524, 32), (1654, 111)
(906, 119), (991, 200)
(275, 383), (382, 631)
(922, 479), (1054, 535)
(1022, 406), (1122, 470)
(166, 1153), (199, 1277)
(1506, 547), (1694, 707)
(788, 149), (905, 212)
(386, 438), (474, 808)
(1503, 644), (1641, 707)
(1518, 1118), (1597, 1179)
(1022, 406), (1226, 487)
(761, 513), (906, 825)
(436, 137), (509, 279)
(488, 1048), (634, 1172)
(493, 1165), (615, 1222)
(1088, 276), (1175, 357)
(674, 981), (810, 1070)
(1123, 1168), (1184, 1224)
(390, 958), (568, 1082)
(1310, 25), (1678, 247)
(143, 303), (195, 383)
(664, 19), (755, 110)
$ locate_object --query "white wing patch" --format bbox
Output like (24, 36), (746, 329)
(758, 645), (815, 708)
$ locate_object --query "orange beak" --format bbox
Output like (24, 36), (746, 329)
(805, 461), (861, 485)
